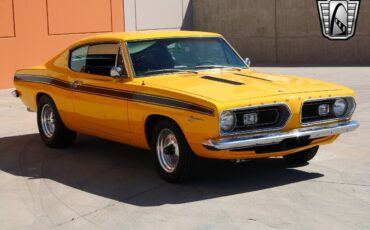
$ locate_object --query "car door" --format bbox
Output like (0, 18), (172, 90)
(68, 41), (131, 143)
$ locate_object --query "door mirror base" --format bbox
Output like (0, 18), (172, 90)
(244, 57), (251, 67)
(110, 66), (123, 78)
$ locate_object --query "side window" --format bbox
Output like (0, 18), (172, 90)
(70, 43), (127, 77)
(85, 43), (119, 76)
(70, 45), (88, 72)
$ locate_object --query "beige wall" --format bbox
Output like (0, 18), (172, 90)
(124, 0), (192, 31)
(192, 0), (370, 65)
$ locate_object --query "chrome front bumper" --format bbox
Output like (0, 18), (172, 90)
(203, 120), (360, 151)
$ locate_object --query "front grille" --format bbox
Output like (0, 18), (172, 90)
(301, 99), (337, 124)
(224, 104), (291, 135)
(301, 97), (356, 125)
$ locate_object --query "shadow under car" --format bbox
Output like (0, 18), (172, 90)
(0, 133), (323, 207)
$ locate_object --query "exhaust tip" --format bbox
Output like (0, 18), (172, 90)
(11, 90), (20, 98)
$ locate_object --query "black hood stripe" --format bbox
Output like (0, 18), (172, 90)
(201, 76), (245, 85)
(14, 74), (214, 116)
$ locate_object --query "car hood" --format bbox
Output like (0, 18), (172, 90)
(140, 70), (345, 103)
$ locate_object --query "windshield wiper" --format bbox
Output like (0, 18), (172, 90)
(194, 65), (242, 71)
(145, 69), (198, 75)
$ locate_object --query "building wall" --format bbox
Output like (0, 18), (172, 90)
(2, 0), (367, 89)
(0, 0), (124, 88)
(192, 0), (370, 65)
(124, 0), (192, 31)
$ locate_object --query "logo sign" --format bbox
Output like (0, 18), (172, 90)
(317, 0), (361, 40)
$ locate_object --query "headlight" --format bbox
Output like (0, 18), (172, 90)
(333, 98), (347, 117)
(220, 111), (236, 132)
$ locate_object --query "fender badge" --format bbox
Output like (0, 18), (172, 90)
(188, 115), (203, 122)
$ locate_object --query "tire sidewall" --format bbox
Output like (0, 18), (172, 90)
(150, 119), (194, 182)
(284, 146), (319, 163)
(37, 95), (77, 148)
(37, 96), (58, 144)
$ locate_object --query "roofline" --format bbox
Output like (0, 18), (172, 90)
(72, 31), (222, 44)
(47, 31), (224, 65)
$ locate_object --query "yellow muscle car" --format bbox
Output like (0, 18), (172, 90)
(13, 31), (359, 182)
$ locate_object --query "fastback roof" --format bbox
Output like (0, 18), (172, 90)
(74, 30), (221, 45)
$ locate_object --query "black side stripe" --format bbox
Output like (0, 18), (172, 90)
(14, 74), (214, 116)
(201, 76), (245, 85)
(14, 75), (72, 88)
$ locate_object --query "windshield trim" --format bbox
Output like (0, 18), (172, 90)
(124, 36), (248, 78)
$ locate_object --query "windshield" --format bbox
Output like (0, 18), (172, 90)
(126, 37), (247, 77)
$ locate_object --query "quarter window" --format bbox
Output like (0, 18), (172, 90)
(70, 43), (127, 77)
(70, 45), (88, 73)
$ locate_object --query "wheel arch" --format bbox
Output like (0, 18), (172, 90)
(36, 92), (61, 110)
(144, 114), (184, 147)
(36, 92), (52, 104)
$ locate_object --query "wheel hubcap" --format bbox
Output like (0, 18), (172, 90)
(156, 129), (180, 173)
(41, 104), (55, 138)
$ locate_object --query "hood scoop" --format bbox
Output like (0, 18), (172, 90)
(201, 76), (245, 85)
(233, 73), (272, 82)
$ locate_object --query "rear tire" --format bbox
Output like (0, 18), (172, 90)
(37, 95), (76, 148)
(150, 119), (196, 183)
(283, 146), (319, 163)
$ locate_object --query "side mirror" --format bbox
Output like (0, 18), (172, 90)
(244, 57), (251, 67)
(110, 66), (123, 78)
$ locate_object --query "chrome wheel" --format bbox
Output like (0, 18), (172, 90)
(40, 104), (55, 138)
(156, 128), (180, 173)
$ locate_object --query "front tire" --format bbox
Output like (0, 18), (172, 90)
(37, 95), (76, 148)
(283, 146), (319, 163)
(150, 119), (196, 183)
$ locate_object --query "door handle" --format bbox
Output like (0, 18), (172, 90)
(72, 80), (83, 89)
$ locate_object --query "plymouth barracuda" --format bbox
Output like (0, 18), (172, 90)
(12, 31), (359, 182)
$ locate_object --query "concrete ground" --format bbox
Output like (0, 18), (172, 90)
(0, 67), (369, 230)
